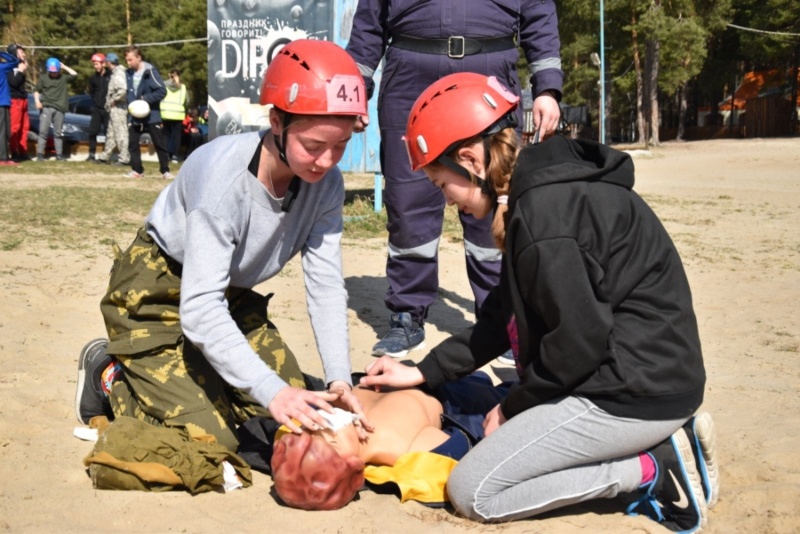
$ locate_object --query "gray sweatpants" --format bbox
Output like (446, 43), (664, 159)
(446, 395), (687, 522)
(37, 107), (64, 157)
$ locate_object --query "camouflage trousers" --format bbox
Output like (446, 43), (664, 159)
(99, 227), (306, 451)
(99, 107), (130, 164)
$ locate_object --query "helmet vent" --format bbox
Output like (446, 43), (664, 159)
(279, 48), (312, 72)
(483, 93), (498, 109)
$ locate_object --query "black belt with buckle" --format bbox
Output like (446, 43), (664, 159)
(391, 34), (516, 59)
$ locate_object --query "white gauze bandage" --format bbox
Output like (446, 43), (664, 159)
(313, 407), (362, 433)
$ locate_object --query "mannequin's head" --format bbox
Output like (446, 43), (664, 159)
(271, 430), (364, 510)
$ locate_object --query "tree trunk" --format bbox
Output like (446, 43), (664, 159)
(126, 0), (132, 44)
(677, 83), (688, 141)
(646, 36), (660, 146)
(631, 11), (647, 146)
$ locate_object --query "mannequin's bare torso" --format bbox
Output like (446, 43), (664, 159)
(318, 386), (449, 466)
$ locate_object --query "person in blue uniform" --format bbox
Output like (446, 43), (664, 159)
(347, 0), (564, 358)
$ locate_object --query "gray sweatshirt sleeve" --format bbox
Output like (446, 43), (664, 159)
(179, 207), (289, 409)
(301, 172), (353, 387)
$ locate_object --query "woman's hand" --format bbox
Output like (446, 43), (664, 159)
(326, 380), (375, 440)
(482, 403), (508, 437)
(359, 356), (425, 392)
(268, 386), (340, 434)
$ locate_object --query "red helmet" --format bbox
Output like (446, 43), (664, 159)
(405, 73), (519, 170)
(91, 53), (106, 63)
(259, 39), (367, 117)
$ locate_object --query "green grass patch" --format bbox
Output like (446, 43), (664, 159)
(0, 185), (162, 250)
(0, 171), (468, 251)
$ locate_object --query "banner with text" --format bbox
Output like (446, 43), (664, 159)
(207, 0), (333, 139)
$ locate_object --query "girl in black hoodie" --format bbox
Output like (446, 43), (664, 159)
(361, 73), (719, 532)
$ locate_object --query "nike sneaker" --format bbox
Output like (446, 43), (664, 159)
(627, 428), (708, 532)
(683, 412), (720, 508)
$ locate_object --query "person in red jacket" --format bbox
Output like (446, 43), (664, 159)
(6, 43), (29, 162)
(0, 46), (21, 165)
(181, 107), (204, 158)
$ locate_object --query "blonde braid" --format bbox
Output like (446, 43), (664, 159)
(486, 129), (520, 252)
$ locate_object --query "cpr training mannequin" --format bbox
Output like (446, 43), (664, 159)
(271, 378), (503, 510)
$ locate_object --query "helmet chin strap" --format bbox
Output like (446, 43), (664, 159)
(436, 154), (494, 198)
(273, 113), (294, 166)
(433, 109), (518, 201)
(273, 133), (288, 166)
(271, 114), (301, 212)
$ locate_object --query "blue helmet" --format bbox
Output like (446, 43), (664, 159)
(46, 57), (61, 73)
(106, 52), (119, 65)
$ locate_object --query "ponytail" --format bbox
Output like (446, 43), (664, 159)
(485, 128), (520, 252)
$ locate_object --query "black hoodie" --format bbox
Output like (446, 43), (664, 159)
(418, 136), (705, 422)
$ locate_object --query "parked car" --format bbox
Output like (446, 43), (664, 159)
(27, 94), (98, 155)
(67, 93), (152, 145)
(27, 93), (153, 157)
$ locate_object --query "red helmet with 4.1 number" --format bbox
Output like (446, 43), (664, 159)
(91, 53), (106, 63)
(259, 39), (366, 117)
(405, 73), (519, 170)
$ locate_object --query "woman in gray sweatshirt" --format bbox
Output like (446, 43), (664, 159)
(76, 40), (373, 452)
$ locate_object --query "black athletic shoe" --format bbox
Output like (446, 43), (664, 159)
(627, 428), (708, 533)
(683, 412), (720, 508)
(75, 338), (113, 424)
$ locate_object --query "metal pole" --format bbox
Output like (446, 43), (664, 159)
(374, 172), (382, 213)
(599, 0), (606, 144)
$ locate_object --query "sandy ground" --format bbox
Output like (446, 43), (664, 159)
(0, 137), (798, 533)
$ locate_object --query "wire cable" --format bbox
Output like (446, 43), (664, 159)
(10, 37), (208, 50)
(727, 23), (800, 38)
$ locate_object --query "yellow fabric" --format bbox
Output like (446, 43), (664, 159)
(275, 425), (292, 442)
(276, 424), (456, 505)
(364, 452), (457, 505)
(160, 85), (187, 120)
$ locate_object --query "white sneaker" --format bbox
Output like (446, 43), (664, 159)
(683, 412), (720, 508)
(162, 171), (175, 180)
